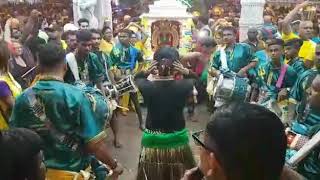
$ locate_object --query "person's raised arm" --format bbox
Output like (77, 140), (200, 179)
(21, 10), (41, 45)
(282, 1), (311, 35)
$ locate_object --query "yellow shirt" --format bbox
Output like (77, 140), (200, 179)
(0, 72), (21, 130)
(282, 32), (316, 62)
(61, 40), (68, 50)
(99, 39), (114, 54)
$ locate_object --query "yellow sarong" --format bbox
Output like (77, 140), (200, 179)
(46, 168), (91, 180)
(0, 72), (21, 130)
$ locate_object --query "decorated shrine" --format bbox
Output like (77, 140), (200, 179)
(140, 0), (193, 60)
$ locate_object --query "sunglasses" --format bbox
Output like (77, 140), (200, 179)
(192, 130), (223, 166)
(192, 130), (213, 152)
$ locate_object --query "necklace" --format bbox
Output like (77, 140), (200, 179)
(37, 74), (64, 82)
(151, 75), (174, 81)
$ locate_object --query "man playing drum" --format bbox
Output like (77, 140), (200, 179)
(64, 30), (106, 90)
(208, 26), (257, 107)
(10, 43), (124, 180)
(257, 39), (297, 124)
(286, 44), (320, 179)
(109, 29), (144, 136)
(209, 26), (257, 79)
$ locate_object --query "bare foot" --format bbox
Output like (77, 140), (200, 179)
(191, 117), (198, 122)
(121, 111), (128, 116)
(114, 140), (123, 148)
(187, 114), (198, 122)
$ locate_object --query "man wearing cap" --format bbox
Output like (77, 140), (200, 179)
(62, 30), (78, 53)
(284, 38), (306, 75)
(61, 23), (79, 51)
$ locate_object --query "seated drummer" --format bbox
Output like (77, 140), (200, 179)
(257, 39), (297, 121)
(286, 44), (320, 179)
(209, 26), (258, 79)
(284, 38), (306, 75)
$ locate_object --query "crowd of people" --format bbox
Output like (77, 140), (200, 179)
(0, 2), (73, 31)
(0, 0), (320, 180)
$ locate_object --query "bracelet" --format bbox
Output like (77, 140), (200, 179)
(111, 159), (118, 170)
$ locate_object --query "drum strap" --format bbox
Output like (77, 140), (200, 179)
(101, 52), (111, 83)
(220, 48), (229, 72)
(276, 64), (288, 89)
(24, 88), (81, 152)
(66, 52), (80, 81)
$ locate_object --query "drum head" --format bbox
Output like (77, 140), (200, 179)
(212, 74), (224, 98)
(214, 75), (235, 101)
(213, 74), (251, 105)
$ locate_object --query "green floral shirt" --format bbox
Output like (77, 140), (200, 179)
(287, 57), (306, 75)
(212, 43), (257, 73)
(257, 59), (297, 100)
(10, 80), (104, 172)
(64, 52), (105, 86)
(110, 43), (143, 70)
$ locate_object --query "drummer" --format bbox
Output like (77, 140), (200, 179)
(90, 29), (115, 84)
(257, 39), (297, 123)
(286, 44), (320, 179)
(209, 26), (258, 79)
(64, 30), (106, 91)
(10, 43), (124, 180)
(109, 29), (144, 134)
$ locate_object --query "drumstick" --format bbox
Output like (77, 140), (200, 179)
(115, 105), (129, 111)
(21, 65), (37, 78)
(287, 130), (320, 167)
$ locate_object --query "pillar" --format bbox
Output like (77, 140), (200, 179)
(239, 0), (265, 42)
(96, 0), (113, 29)
(73, 0), (113, 29)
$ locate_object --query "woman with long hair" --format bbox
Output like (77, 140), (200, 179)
(9, 40), (36, 89)
(0, 40), (21, 130)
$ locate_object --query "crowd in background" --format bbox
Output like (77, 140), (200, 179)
(0, 0), (320, 180)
